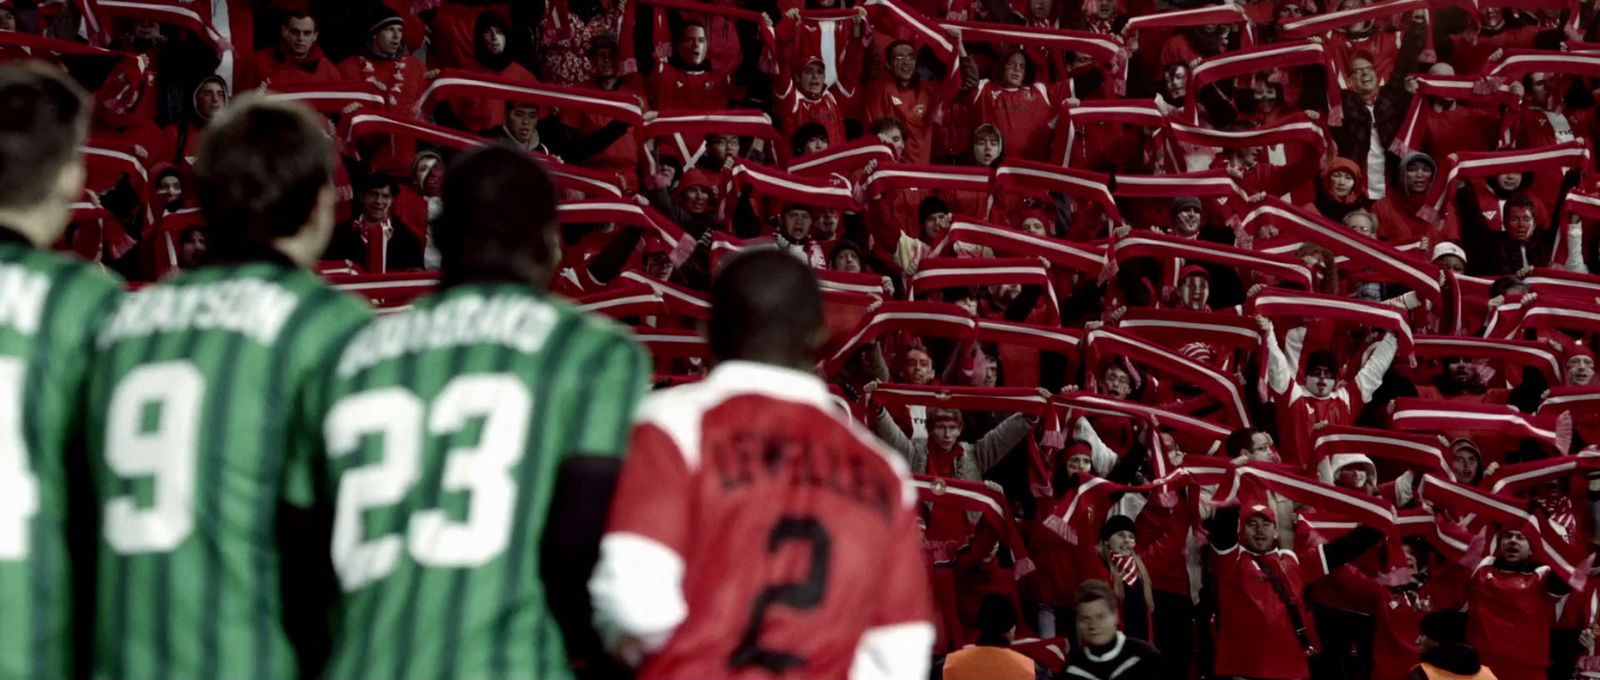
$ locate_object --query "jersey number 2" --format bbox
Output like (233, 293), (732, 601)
(325, 374), (529, 591)
(729, 516), (830, 673)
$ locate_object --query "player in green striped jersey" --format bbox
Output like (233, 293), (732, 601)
(301, 146), (648, 680)
(85, 98), (371, 680)
(0, 63), (121, 680)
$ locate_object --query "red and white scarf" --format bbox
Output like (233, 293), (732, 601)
(1389, 75), (1518, 157)
(1390, 397), (1571, 454)
(643, 110), (782, 167)
(1248, 287), (1417, 358)
(1421, 141), (1590, 226)
(933, 217), (1105, 274)
(1185, 41), (1341, 126)
(730, 158), (858, 211)
(912, 474), (1036, 578)
(631, 326), (709, 358)
(414, 69), (644, 124)
(788, 136), (897, 177)
(263, 80), (388, 114)
(1313, 425), (1453, 481)
(990, 161), (1123, 224)
(1243, 199), (1443, 306)
(575, 284), (668, 320)
(640, 0), (774, 67)
(1050, 392), (1232, 455)
(1414, 335), (1563, 386)
(823, 301), (977, 372)
(1484, 456), (1598, 497)
(1280, 0), (1426, 40)
(862, 0), (958, 63)
(866, 163), (992, 197)
(327, 271), (441, 304)
(555, 200), (695, 265)
(1123, 3), (1256, 47)
(1109, 232), (1313, 290)
(1057, 99), (1177, 170)
(1084, 328), (1252, 426)
(940, 19), (1129, 95)
(1418, 473), (1589, 586)
(911, 256), (1061, 323)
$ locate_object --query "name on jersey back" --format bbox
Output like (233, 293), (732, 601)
(336, 292), (556, 377)
(97, 279), (298, 348)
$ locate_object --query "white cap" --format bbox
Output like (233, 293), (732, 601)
(1432, 241), (1467, 264)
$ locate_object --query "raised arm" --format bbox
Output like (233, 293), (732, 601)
(1260, 316), (1295, 396)
(1353, 332), (1399, 404)
(971, 411), (1037, 473)
(871, 402), (918, 461)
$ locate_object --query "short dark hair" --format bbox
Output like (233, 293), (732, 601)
(867, 116), (904, 137)
(1504, 195), (1537, 217)
(1226, 427), (1262, 457)
(976, 595), (1017, 639)
(355, 172), (397, 195)
(194, 95), (334, 246)
(1074, 579), (1119, 609)
(283, 11), (315, 28)
(708, 250), (825, 365)
(0, 63), (88, 210)
(435, 144), (558, 282)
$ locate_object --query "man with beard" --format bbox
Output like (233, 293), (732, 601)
(651, 22), (736, 112)
(1464, 528), (1571, 680)
(239, 12), (341, 91)
(1463, 196), (1553, 277)
(1261, 315), (1400, 467)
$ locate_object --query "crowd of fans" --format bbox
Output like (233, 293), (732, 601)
(13, 0), (1600, 677)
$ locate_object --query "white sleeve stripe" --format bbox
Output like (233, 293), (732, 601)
(588, 532), (689, 662)
(849, 621), (935, 680)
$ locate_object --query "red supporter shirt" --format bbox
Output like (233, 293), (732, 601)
(239, 46), (342, 91)
(652, 61), (736, 112)
(591, 361), (935, 679)
(1211, 542), (1332, 679)
(971, 80), (1055, 161)
(862, 78), (941, 164)
(1465, 558), (1561, 680)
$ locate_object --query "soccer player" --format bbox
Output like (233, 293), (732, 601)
(85, 97), (372, 680)
(0, 63), (121, 680)
(589, 249), (936, 679)
(307, 145), (649, 680)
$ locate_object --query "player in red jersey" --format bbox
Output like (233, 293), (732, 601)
(589, 249), (935, 679)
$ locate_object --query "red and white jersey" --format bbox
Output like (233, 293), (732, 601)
(1278, 385), (1355, 469)
(1465, 558), (1562, 680)
(776, 84), (850, 148)
(971, 80), (1055, 161)
(590, 361), (936, 679)
(1211, 543), (1330, 679)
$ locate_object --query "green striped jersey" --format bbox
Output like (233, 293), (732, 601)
(304, 282), (647, 680)
(85, 259), (372, 680)
(0, 238), (121, 680)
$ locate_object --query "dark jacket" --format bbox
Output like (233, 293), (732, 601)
(1061, 633), (1162, 680)
(324, 218), (424, 271)
(1330, 23), (1427, 161)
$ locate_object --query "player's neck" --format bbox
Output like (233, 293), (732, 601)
(0, 206), (67, 249)
(270, 232), (323, 269)
(715, 354), (813, 374)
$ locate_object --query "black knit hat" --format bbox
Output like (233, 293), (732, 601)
(1419, 610), (1467, 645)
(919, 196), (951, 224)
(1100, 514), (1136, 543)
(368, 6), (403, 35)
